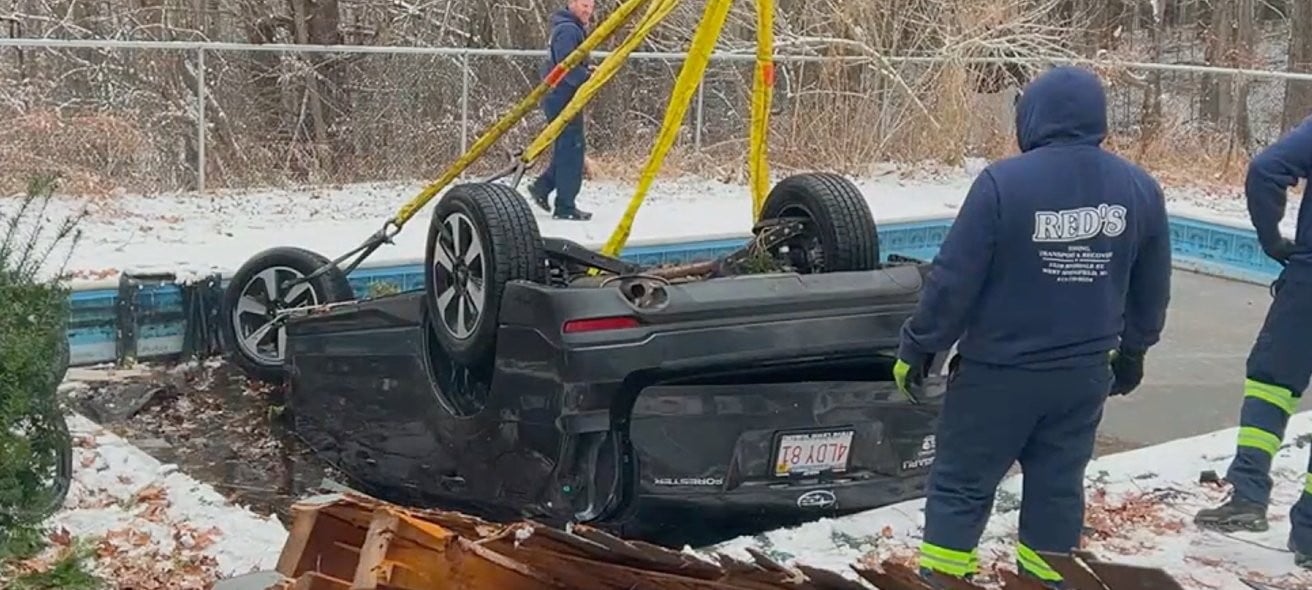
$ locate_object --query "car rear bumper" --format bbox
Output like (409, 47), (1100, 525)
(616, 377), (941, 530)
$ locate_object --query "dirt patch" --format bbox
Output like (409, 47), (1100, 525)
(66, 360), (342, 525)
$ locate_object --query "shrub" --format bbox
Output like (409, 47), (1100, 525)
(0, 174), (83, 548)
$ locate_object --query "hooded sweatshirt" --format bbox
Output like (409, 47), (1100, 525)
(541, 9), (591, 102)
(898, 66), (1172, 370)
(1246, 115), (1312, 278)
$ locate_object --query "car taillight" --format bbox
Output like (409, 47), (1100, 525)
(562, 316), (640, 334)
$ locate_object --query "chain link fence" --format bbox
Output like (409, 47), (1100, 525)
(1, 39), (1310, 195)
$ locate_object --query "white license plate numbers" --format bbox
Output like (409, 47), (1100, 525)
(775, 431), (853, 477)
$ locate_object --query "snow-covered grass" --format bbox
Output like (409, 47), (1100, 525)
(30, 379), (287, 587)
(0, 164), (1300, 290)
(712, 412), (1312, 589)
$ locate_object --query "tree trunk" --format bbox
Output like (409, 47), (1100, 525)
(1200, 0), (1254, 145)
(1200, 0), (1231, 125)
(1141, 0), (1166, 137)
(1283, 0), (1312, 130)
(1233, 0), (1255, 148)
(290, 0), (342, 180)
(1077, 0), (1111, 56)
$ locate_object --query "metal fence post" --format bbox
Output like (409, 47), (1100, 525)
(694, 81), (704, 152)
(461, 50), (470, 154)
(196, 47), (206, 194)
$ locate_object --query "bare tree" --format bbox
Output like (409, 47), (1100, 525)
(0, 0), (1296, 193)
(1283, 0), (1312, 130)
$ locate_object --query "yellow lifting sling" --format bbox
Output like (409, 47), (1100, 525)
(389, 0), (652, 228)
(598, 0), (774, 257)
(387, 0), (776, 269)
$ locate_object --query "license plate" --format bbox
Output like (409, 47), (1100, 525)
(774, 430), (853, 477)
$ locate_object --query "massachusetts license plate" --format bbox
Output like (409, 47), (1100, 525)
(774, 430), (853, 477)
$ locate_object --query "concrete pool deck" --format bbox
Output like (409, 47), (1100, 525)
(1101, 270), (1278, 448)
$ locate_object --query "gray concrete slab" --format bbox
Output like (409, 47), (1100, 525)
(1100, 270), (1276, 448)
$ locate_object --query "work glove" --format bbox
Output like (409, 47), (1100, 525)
(1108, 348), (1145, 397)
(893, 354), (930, 404)
(1263, 237), (1297, 266)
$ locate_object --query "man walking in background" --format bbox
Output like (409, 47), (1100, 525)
(893, 66), (1172, 588)
(528, 0), (595, 221)
(1194, 115), (1312, 570)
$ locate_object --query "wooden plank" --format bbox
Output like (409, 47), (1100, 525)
(505, 545), (793, 590)
(275, 505), (321, 576)
(793, 564), (874, 590)
(853, 564), (934, 590)
(353, 511), (401, 590)
(277, 511), (368, 582)
(1081, 562), (1185, 590)
(997, 570), (1059, 590)
(1033, 552), (1111, 590)
(289, 572), (352, 590)
(445, 537), (572, 590)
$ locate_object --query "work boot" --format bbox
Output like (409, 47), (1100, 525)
(527, 182), (552, 213)
(918, 567), (971, 589)
(553, 208), (593, 221)
(1292, 538), (1312, 570)
(1194, 497), (1270, 533)
(1018, 572), (1065, 589)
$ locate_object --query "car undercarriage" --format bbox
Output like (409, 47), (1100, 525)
(212, 0), (954, 547)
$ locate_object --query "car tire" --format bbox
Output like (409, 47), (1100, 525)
(425, 183), (545, 368)
(760, 173), (880, 272)
(221, 247), (354, 383)
(51, 315), (70, 388)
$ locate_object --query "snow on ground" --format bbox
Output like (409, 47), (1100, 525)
(713, 412), (1312, 590)
(36, 379), (288, 587)
(1, 165), (1301, 288)
(3, 171), (974, 287)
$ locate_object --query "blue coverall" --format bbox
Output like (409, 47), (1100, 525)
(1196, 115), (1312, 560)
(897, 66), (1172, 586)
(528, 9), (591, 218)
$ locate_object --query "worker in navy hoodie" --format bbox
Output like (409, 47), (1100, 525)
(1194, 115), (1312, 569)
(893, 66), (1172, 588)
(527, 0), (595, 221)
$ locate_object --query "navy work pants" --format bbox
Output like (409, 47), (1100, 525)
(919, 360), (1112, 585)
(1225, 273), (1312, 552)
(530, 90), (586, 214)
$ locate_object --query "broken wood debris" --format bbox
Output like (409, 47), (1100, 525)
(263, 492), (1189, 590)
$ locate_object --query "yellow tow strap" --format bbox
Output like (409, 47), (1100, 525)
(598, 0), (735, 258)
(748, 0), (776, 221)
(390, 0), (778, 266)
(389, 0), (648, 227)
(523, 0), (684, 163)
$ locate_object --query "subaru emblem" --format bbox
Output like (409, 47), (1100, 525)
(796, 490), (837, 509)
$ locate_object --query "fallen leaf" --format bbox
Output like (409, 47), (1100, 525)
(134, 483), (169, 504)
(48, 527), (73, 547)
(140, 502), (169, 522)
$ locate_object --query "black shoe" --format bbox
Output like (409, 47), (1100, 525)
(1292, 538), (1312, 569)
(1194, 497), (1270, 533)
(552, 208), (592, 221)
(527, 183), (552, 213)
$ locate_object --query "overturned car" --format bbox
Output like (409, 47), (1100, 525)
(218, 173), (950, 545)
